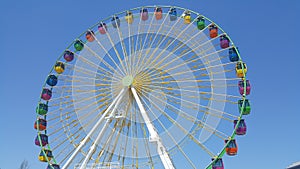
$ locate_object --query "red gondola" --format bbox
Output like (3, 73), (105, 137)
(34, 118), (47, 131)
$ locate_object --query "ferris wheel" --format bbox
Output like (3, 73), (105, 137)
(34, 5), (251, 169)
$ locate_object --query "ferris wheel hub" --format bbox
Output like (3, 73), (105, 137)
(122, 75), (134, 86)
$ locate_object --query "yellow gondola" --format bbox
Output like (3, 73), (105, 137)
(38, 149), (53, 162)
(125, 11), (133, 24)
(184, 12), (191, 24)
(235, 62), (247, 78)
(54, 62), (65, 74)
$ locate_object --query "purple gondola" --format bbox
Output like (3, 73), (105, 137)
(234, 119), (247, 135)
(140, 8), (149, 21)
(35, 134), (48, 146)
(220, 35), (230, 49)
(98, 23), (107, 34)
(63, 50), (74, 62)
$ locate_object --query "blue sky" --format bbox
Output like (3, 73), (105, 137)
(0, 0), (299, 168)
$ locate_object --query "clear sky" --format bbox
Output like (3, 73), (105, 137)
(0, 0), (299, 168)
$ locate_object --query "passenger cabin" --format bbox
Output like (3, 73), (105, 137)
(235, 62), (247, 78)
(63, 50), (74, 62)
(85, 30), (95, 42)
(229, 48), (239, 62)
(225, 139), (238, 156)
(74, 40), (84, 51)
(47, 164), (60, 169)
(169, 8), (177, 21)
(111, 16), (120, 28)
(183, 11), (191, 24)
(98, 23), (107, 34)
(155, 7), (163, 20)
(125, 11), (133, 24)
(39, 149), (53, 162)
(41, 88), (52, 101)
(234, 119), (247, 135)
(36, 103), (48, 115)
(46, 75), (58, 87)
(35, 134), (48, 146)
(140, 8), (149, 21)
(197, 17), (205, 30)
(238, 99), (251, 115)
(212, 158), (224, 169)
(238, 80), (251, 95)
(220, 35), (230, 49)
(209, 24), (218, 38)
(54, 62), (65, 74)
(34, 118), (47, 131)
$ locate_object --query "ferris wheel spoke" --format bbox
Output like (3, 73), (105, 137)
(95, 123), (120, 167)
(113, 19), (131, 75)
(131, 87), (176, 169)
(70, 49), (123, 80)
(64, 61), (122, 82)
(92, 32), (127, 77)
(141, 82), (241, 101)
(142, 65), (236, 86)
(106, 121), (125, 163)
(133, 10), (159, 75)
(141, 26), (219, 78)
(143, 64), (232, 83)
(137, 17), (195, 62)
(140, 17), (202, 76)
(148, 77), (241, 85)
(53, 106), (109, 157)
(146, 91), (229, 146)
(144, 87), (237, 123)
(126, 11), (133, 76)
(81, 44), (126, 79)
(136, 112), (155, 168)
(79, 88), (126, 169)
(131, 9), (145, 76)
(134, 8), (172, 75)
(48, 103), (110, 139)
(120, 124), (131, 167)
(140, 90), (216, 158)
(66, 66), (117, 83)
(93, 119), (120, 167)
(141, 86), (237, 105)
(134, 9), (185, 77)
(117, 102), (132, 159)
(47, 89), (111, 114)
(142, 32), (227, 79)
(141, 26), (200, 75)
(61, 88), (125, 169)
(102, 24), (129, 76)
(55, 74), (119, 85)
(47, 87), (111, 104)
(139, 96), (197, 169)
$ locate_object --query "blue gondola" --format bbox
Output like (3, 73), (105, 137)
(111, 16), (120, 28)
(169, 8), (177, 21)
(229, 48), (239, 62)
(46, 74), (58, 86)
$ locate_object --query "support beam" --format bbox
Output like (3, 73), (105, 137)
(131, 87), (175, 169)
(79, 89), (125, 169)
(62, 88), (126, 169)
